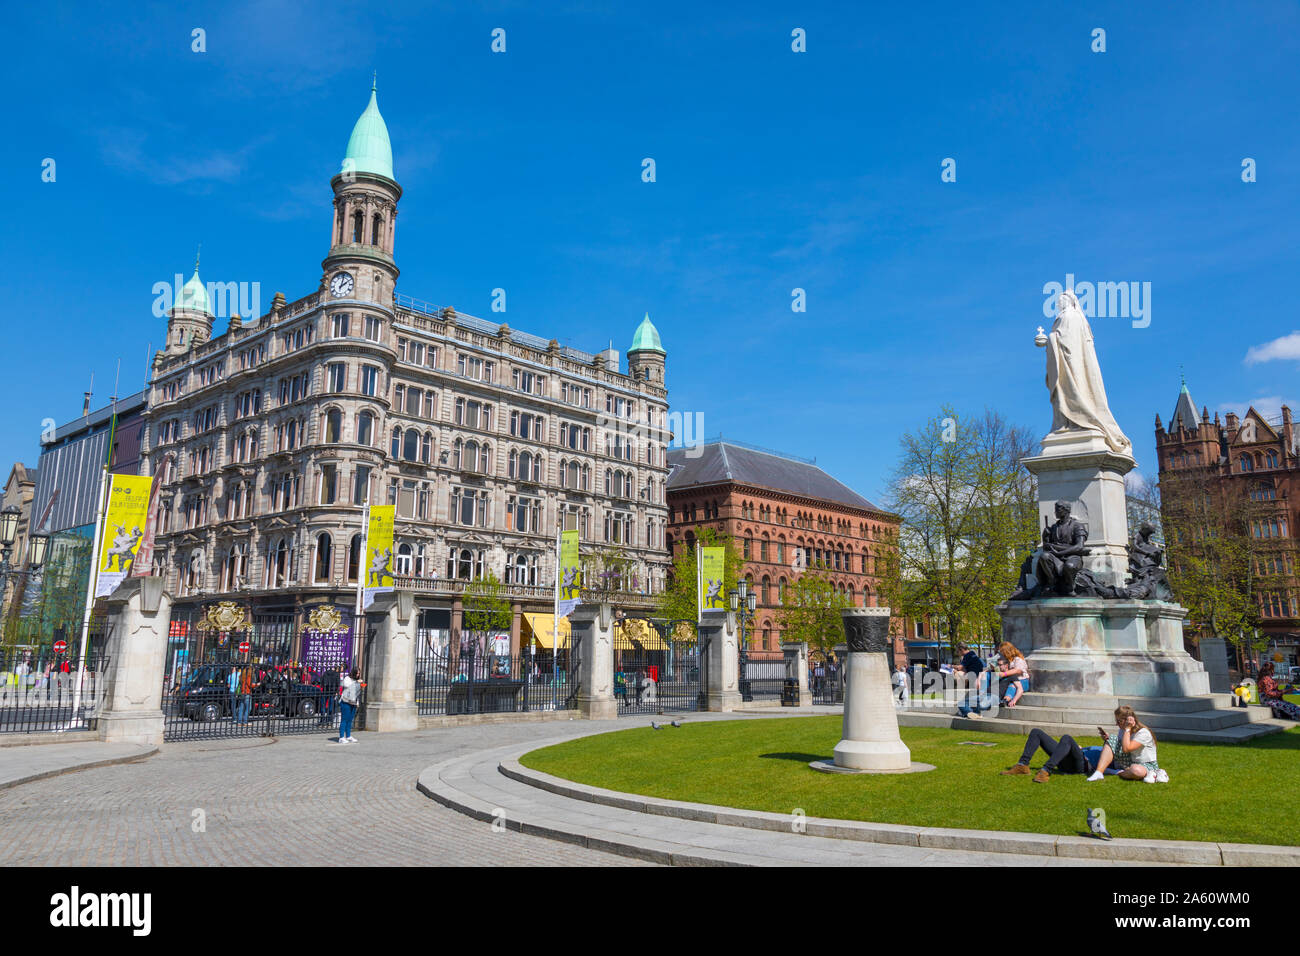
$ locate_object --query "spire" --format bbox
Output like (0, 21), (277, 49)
(1170, 375), (1198, 433)
(343, 80), (394, 181)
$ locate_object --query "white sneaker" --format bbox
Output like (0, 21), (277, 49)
(1155, 769), (1169, 783)
(1143, 770), (1157, 783)
(347, 736), (358, 743)
(1086, 771), (1104, 782)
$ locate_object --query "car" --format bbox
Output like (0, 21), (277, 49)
(177, 664), (327, 722)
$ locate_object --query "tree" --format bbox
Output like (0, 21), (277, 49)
(1158, 465), (1278, 664)
(879, 406), (1038, 655)
(775, 565), (850, 659)
(583, 546), (638, 607)
(461, 572), (511, 655)
(657, 526), (745, 623)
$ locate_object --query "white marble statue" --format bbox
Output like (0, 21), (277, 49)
(1036, 290), (1132, 454)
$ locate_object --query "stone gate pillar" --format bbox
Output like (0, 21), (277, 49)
(98, 577), (172, 747)
(570, 603), (616, 719)
(781, 641), (812, 706)
(700, 609), (742, 712)
(362, 590), (418, 732)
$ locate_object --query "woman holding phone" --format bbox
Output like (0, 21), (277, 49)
(1087, 706), (1166, 783)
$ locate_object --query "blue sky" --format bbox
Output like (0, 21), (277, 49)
(4, 1), (1299, 506)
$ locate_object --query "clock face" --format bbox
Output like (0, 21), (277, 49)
(330, 272), (354, 297)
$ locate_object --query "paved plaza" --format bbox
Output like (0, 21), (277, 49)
(0, 719), (654, 867)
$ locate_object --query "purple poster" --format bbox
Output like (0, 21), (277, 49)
(301, 605), (354, 671)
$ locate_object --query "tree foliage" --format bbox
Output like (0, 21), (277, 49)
(657, 526), (745, 623)
(461, 571), (511, 653)
(774, 565), (850, 659)
(1158, 465), (1281, 657)
(879, 406), (1038, 652)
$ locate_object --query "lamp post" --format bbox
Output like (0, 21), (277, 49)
(729, 579), (758, 702)
(0, 504), (50, 619)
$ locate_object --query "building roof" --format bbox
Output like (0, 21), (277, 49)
(1170, 383), (1199, 432)
(629, 313), (665, 354)
(344, 83), (394, 181)
(667, 441), (882, 513)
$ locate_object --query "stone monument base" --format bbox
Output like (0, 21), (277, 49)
(810, 759), (934, 775)
(999, 598), (1210, 697)
(833, 647), (913, 771)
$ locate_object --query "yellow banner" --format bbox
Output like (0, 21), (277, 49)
(95, 474), (152, 597)
(365, 505), (396, 590)
(557, 528), (581, 616)
(700, 546), (726, 611)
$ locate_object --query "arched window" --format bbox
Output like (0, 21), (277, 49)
(357, 411), (374, 447)
(346, 534), (362, 583)
(352, 210), (363, 243)
(324, 408), (342, 444)
(480, 443), (491, 473)
(371, 213), (383, 246)
(761, 576), (771, 604)
(391, 426), (401, 458)
(396, 543), (413, 576)
(1267, 450), (1279, 468)
(509, 449), (519, 478)
(421, 432), (432, 464)
(403, 429), (419, 461)
(465, 440), (480, 473)
(315, 533), (333, 583)
(1240, 454), (1253, 472)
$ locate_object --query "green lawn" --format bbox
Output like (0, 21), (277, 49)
(520, 718), (1300, 846)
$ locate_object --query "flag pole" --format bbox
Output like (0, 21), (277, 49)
(355, 497), (370, 643)
(696, 541), (702, 624)
(69, 465), (111, 727)
(552, 523), (561, 712)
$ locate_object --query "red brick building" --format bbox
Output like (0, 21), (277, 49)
(1155, 384), (1299, 670)
(666, 440), (900, 659)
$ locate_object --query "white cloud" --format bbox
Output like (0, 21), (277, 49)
(1244, 331), (1300, 364)
(1216, 396), (1299, 423)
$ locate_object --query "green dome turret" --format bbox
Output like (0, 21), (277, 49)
(343, 80), (394, 181)
(178, 268), (211, 314)
(629, 312), (665, 354)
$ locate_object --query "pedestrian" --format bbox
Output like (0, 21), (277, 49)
(338, 667), (362, 743)
(234, 666), (254, 724)
(954, 642), (986, 718)
(892, 662), (909, 706)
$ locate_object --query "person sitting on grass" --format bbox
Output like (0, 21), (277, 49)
(1257, 663), (1300, 721)
(1000, 728), (1098, 783)
(995, 641), (1030, 708)
(1086, 706), (1167, 783)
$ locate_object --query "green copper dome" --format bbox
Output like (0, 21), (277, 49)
(629, 312), (665, 354)
(178, 269), (211, 314)
(343, 83), (394, 181)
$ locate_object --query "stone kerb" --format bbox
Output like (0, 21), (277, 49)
(98, 576), (171, 748)
(362, 589), (419, 732)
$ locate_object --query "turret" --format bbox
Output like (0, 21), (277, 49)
(627, 312), (666, 385)
(165, 253), (213, 354)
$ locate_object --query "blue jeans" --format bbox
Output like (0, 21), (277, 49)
(339, 701), (356, 739)
(957, 674), (992, 716)
(234, 694), (252, 724)
(1003, 678), (1029, 702)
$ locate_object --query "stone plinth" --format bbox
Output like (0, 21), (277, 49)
(700, 609), (742, 712)
(98, 577), (171, 747)
(833, 608), (912, 772)
(571, 604), (616, 720)
(362, 590), (419, 732)
(999, 598), (1210, 697)
(1023, 438), (1136, 588)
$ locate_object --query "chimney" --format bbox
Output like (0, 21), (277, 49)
(1225, 411), (1239, 432)
(1283, 404), (1295, 459)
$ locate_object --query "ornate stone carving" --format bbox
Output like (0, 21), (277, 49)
(842, 609), (891, 653)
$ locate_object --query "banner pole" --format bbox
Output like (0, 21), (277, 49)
(355, 498), (370, 643)
(696, 541), (702, 624)
(69, 466), (111, 725)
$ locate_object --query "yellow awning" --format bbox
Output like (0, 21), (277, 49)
(615, 618), (669, 651)
(523, 613), (571, 649)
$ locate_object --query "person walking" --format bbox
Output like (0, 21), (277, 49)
(954, 643), (986, 718)
(337, 667), (362, 743)
(234, 666), (254, 724)
(892, 663), (909, 706)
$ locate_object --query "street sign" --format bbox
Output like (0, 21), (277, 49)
(238, 641), (251, 653)
(53, 640), (67, 653)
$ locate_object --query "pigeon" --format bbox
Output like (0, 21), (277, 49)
(650, 721), (662, 730)
(1086, 807), (1112, 841)
(670, 721), (681, 728)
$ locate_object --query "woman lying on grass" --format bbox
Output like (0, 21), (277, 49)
(1087, 705), (1167, 783)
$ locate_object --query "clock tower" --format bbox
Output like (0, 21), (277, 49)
(323, 79), (401, 309)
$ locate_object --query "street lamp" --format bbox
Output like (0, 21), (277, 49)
(729, 579), (758, 700)
(0, 505), (49, 609)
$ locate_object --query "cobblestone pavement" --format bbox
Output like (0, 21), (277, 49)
(0, 719), (654, 866)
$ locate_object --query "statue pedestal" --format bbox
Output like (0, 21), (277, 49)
(999, 598), (1210, 697)
(1024, 436), (1136, 589)
(832, 608), (912, 772)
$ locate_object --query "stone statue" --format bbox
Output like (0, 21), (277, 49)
(1124, 523), (1174, 601)
(1035, 500), (1089, 596)
(1037, 290), (1132, 455)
